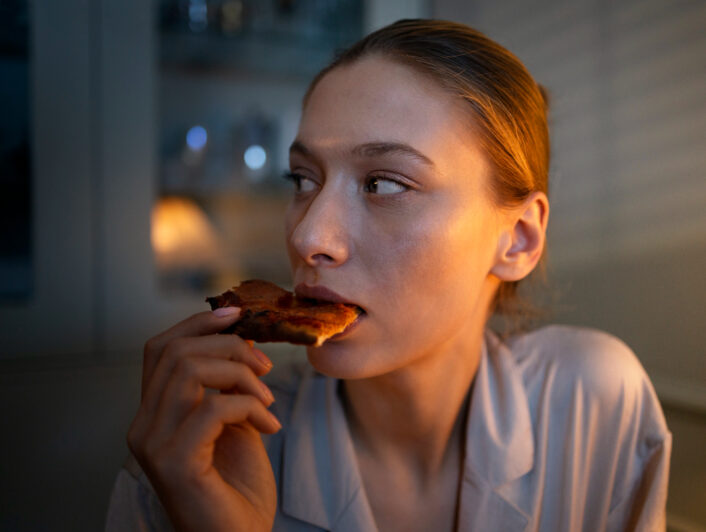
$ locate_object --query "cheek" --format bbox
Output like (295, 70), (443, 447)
(362, 202), (498, 348)
(369, 205), (494, 290)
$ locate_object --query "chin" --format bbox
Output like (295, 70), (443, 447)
(305, 341), (385, 380)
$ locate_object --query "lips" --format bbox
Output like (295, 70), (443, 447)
(294, 283), (366, 314)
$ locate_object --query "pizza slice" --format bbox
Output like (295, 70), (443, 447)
(206, 279), (362, 346)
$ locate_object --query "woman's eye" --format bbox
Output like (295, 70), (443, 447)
(364, 176), (408, 195)
(283, 171), (318, 193)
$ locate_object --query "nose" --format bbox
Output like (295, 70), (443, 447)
(289, 188), (350, 268)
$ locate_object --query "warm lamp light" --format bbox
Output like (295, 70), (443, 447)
(151, 196), (220, 270)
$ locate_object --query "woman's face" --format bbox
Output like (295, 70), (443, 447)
(285, 55), (505, 378)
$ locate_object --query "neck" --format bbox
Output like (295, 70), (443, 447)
(341, 313), (486, 484)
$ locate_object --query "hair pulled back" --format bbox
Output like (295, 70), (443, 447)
(305, 19), (550, 320)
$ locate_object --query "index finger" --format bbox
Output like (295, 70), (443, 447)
(144, 308), (241, 378)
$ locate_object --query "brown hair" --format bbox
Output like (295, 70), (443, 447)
(305, 19), (550, 323)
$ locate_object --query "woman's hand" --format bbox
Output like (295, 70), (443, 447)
(127, 308), (281, 532)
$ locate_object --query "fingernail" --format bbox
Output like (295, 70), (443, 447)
(213, 306), (240, 318)
(259, 380), (275, 404)
(267, 410), (282, 430)
(253, 348), (273, 369)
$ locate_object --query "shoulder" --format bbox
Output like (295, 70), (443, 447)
(508, 325), (643, 388)
(505, 325), (666, 433)
(507, 325), (639, 369)
(502, 326), (671, 519)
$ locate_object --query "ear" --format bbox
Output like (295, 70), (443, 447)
(491, 192), (549, 282)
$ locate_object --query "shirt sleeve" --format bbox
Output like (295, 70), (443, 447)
(511, 326), (673, 531)
(606, 433), (672, 532)
(104, 455), (174, 532)
(558, 328), (673, 532)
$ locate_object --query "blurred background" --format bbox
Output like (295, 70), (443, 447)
(0, 0), (704, 530)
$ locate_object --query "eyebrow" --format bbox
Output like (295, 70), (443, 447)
(289, 140), (435, 168)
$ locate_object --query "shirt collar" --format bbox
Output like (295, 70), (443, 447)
(281, 367), (376, 531)
(280, 330), (534, 529)
(464, 329), (534, 487)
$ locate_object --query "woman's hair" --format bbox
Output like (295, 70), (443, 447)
(304, 19), (550, 325)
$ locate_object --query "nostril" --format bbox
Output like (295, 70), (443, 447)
(311, 253), (336, 264)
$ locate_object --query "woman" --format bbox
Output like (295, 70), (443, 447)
(107, 20), (670, 531)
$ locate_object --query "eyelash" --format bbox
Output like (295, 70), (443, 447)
(282, 171), (410, 196)
(282, 170), (300, 186)
(282, 171), (315, 193)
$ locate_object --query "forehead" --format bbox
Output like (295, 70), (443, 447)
(298, 56), (482, 169)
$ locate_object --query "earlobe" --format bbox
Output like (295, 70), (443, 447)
(491, 192), (549, 282)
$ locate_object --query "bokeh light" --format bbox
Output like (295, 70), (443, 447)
(244, 144), (267, 170)
(186, 125), (208, 151)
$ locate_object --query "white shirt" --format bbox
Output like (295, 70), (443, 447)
(106, 325), (671, 531)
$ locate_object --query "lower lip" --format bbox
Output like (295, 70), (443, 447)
(326, 312), (365, 343)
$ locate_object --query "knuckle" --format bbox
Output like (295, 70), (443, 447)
(126, 428), (140, 456)
(174, 381), (204, 416)
(142, 438), (174, 475)
(143, 337), (161, 367)
(235, 360), (260, 384)
(235, 337), (257, 358)
(240, 393), (259, 411)
(229, 333), (248, 349)
(241, 369), (261, 394)
(162, 338), (189, 369)
(126, 414), (147, 455)
(143, 336), (158, 356)
(174, 356), (199, 381)
(142, 437), (160, 464)
(150, 448), (172, 476)
(202, 394), (222, 418)
(165, 336), (189, 358)
(182, 463), (205, 485)
(229, 360), (248, 377)
(182, 376), (204, 403)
